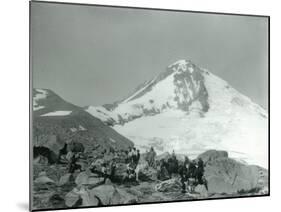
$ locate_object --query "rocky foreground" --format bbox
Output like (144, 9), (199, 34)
(32, 150), (268, 210)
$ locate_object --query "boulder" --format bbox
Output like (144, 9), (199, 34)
(75, 171), (104, 186)
(202, 156), (268, 194)
(155, 178), (182, 192)
(59, 173), (74, 186)
(197, 150), (228, 163)
(259, 186), (269, 195)
(65, 187), (99, 207)
(194, 184), (208, 197)
(34, 171), (55, 184)
(65, 189), (80, 207)
(75, 172), (89, 186)
(89, 185), (137, 205)
(48, 194), (65, 208)
(115, 187), (138, 204)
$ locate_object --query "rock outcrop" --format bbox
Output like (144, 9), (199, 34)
(197, 150), (267, 194)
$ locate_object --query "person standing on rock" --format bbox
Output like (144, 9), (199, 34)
(188, 160), (197, 178)
(136, 149), (140, 164)
(127, 147), (134, 163)
(101, 162), (109, 183)
(132, 148), (140, 166)
(109, 161), (117, 182)
(196, 158), (208, 191)
(179, 161), (188, 193)
(148, 147), (156, 168)
(131, 147), (137, 163)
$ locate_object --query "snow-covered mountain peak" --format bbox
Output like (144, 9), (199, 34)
(101, 59), (210, 124)
(168, 59), (192, 73)
(86, 59), (267, 126)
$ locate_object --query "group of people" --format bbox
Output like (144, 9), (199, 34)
(123, 147), (141, 182)
(64, 144), (208, 193)
(179, 157), (208, 193)
(156, 150), (208, 193)
(87, 146), (142, 184)
(126, 147), (141, 165)
(145, 147), (157, 168)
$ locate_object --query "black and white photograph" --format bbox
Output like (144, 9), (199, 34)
(30, 1), (269, 211)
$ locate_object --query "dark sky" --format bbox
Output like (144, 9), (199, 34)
(31, 2), (268, 110)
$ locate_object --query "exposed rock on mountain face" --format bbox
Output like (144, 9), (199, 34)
(86, 59), (268, 168)
(33, 89), (80, 116)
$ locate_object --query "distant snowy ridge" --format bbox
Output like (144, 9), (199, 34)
(33, 89), (48, 111)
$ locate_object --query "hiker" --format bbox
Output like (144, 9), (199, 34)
(185, 160), (198, 192)
(123, 162), (136, 182)
(166, 151), (179, 177)
(127, 148), (133, 163)
(58, 143), (68, 163)
(157, 159), (170, 181)
(196, 158), (204, 183)
(147, 147), (156, 168)
(177, 156), (190, 193)
(113, 151), (119, 162)
(89, 159), (108, 180)
(68, 153), (82, 173)
(136, 149), (140, 164)
(101, 162), (111, 183)
(109, 161), (117, 181)
(132, 148), (140, 166)
(196, 158), (208, 190)
(171, 150), (177, 160)
(184, 156), (190, 166)
(178, 162), (188, 193)
(188, 160), (197, 178)
(66, 150), (74, 162)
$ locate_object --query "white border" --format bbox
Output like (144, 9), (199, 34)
(1, 0), (278, 212)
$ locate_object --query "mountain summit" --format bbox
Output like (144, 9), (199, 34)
(86, 59), (268, 168)
(86, 59), (210, 124)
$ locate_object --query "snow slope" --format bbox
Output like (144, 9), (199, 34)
(40, 110), (72, 116)
(87, 59), (268, 168)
